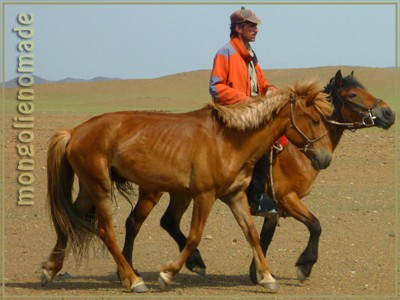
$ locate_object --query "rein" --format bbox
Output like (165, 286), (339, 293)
(288, 95), (328, 153)
(326, 92), (382, 130)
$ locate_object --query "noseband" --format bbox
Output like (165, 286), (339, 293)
(289, 95), (328, 153)
(326, 91), (382, 130)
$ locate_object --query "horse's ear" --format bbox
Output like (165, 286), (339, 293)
(350, 70), (354, 78)
(334, 70), (343, 88)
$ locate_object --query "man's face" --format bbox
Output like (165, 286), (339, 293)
(236, 22), (259, 43)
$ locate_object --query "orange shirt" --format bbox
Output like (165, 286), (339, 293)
(209, 37), (272, 105)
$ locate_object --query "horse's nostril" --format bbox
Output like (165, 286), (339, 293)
(383, 108), (393, 119)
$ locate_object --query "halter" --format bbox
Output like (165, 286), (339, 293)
(325, 90), (382, 130)
(289, 95), (328, 153)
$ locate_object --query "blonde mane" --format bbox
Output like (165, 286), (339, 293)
(207, 80), (333, 131)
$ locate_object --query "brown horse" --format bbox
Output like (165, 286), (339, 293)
(41, 81), (334, 293)
(119, 70), (395, 285)
(251, 70), (396, 283)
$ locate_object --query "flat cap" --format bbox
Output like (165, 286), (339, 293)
(230, 7), (262, 25)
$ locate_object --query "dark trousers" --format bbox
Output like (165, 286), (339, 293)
(247, 151), (270, 205)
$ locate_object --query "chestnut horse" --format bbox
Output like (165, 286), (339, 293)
(119, 70), (395, 286)
(41, 81), (334, 293)
(250, 70), (396, 283)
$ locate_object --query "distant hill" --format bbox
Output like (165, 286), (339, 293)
(4, 75), (51, 87)
(3, 66), (398, 114)
(4, 75), (121, 88)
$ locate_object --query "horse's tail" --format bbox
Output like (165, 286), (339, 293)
(47, 129), (96, 257)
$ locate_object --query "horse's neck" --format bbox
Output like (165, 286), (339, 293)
(328, 104), (350, 150)
(328, 123), (345, 151)
(225, 107), (290, 165)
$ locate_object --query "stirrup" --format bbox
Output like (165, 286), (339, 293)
(250, 195), (278, 217)
(250, 206), (278, 218)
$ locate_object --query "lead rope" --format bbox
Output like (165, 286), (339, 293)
(268, 144), (283, 225)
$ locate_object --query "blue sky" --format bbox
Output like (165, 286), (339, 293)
(2, 0), (398, 81)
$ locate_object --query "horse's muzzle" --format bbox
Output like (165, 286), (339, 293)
(310, 151), (332, 171)
(373, 106), (395, 130)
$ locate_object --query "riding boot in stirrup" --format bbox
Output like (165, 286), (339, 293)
(248, 150), (278, 217)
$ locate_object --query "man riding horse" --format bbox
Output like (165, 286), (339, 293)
(209, 7), (283, 217)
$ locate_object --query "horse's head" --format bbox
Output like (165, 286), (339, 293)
(284, 82), (334, 170)
(324, 70), (395, 130)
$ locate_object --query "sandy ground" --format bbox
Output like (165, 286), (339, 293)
(2, 112), (398, 299)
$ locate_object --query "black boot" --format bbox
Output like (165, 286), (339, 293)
(251, 193), (277, 217)
(247, 151), (278, 217)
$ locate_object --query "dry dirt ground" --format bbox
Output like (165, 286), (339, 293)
(2, 112), (398, 299)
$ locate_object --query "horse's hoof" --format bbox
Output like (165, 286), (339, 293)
(158, 271), (171, 291)
(260, 273), (279, 293)
(40, 269), (52, 286)
(158, 276), (168, 290)
(117, 269), (143, 283)
(260, 280), (279, 293)
(296, 267), (307, 283)
(192, 266), (206, 277)
(249, 260), (257, 285)
(131, 281), (148, 293)
(186, 250), (207, 275)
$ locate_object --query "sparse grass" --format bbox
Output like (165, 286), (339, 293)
(3, 66), (399, 114)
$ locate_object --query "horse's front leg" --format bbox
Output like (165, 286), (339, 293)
(280, 192), (321, 282)
(160, 193), (207, 276)
(224, 191), (278, 293)
(158, 192), (215, 290)
(249, 215), (278, 284)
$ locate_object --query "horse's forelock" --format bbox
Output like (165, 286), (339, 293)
(290, 80), (333, 118)
(342, 75), (365, 90)
(324, 73), (365, 93)
(313, 90), (334, 117)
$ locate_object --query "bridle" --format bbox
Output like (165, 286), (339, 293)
(325, 89), (382, 130)
(285, 84), (382, 153)
(288, 95), (328, 153)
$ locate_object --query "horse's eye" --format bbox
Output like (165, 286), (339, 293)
(348, 93), (357, 99)
(313, 119), (320, 125)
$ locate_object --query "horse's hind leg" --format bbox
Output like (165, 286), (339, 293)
(280, 192), (321, 282)
(41, 182), (93, 286)
(91, 186), (147, 292)
(41, 231), (68, 286)
(122, 189), (162, 273)
(160, 193), (206, 276)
